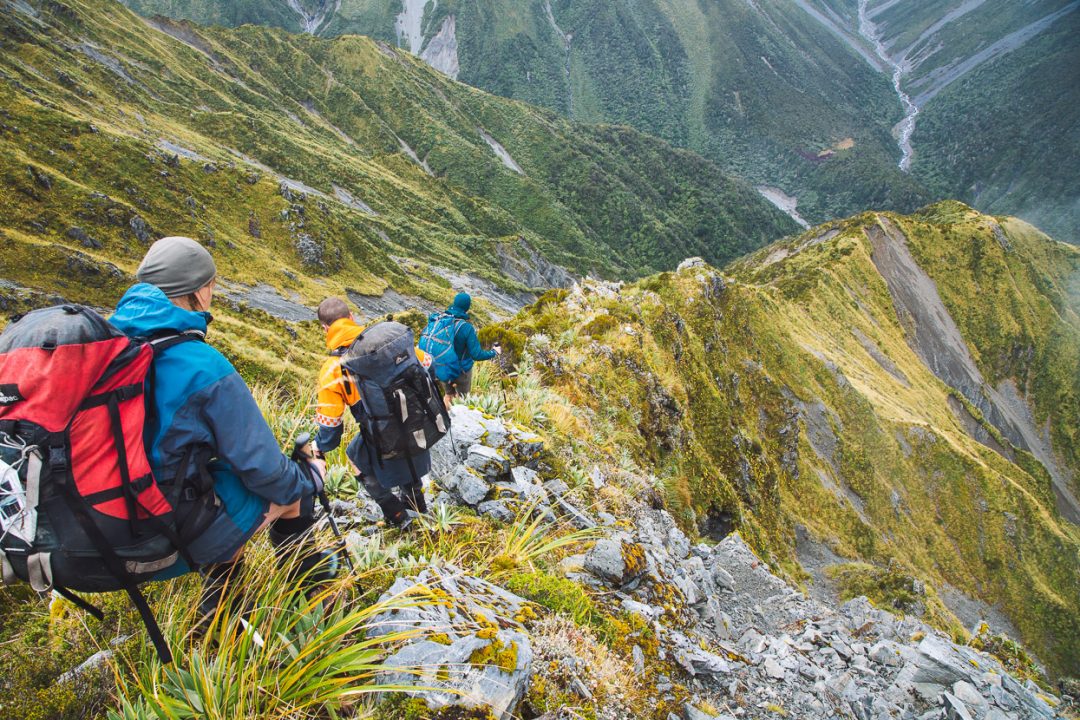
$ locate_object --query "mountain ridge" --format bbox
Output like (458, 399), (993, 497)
(0, 0), (795, 336)
(486, 200), (1080, 674)
(121, 0), (1080, 242)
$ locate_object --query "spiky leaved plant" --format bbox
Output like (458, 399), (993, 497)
(454, 392), (506, 418)
(107, 540), (435, 720)
(418, 503), (467, 534)
(492, 496), (601, 578)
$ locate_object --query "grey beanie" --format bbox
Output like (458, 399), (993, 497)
(136, 236), (216, 298)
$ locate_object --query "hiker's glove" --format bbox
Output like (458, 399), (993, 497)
(308, 459), (326, 496)
(493, 344), (502, 355)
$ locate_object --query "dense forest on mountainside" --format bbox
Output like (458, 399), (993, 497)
(0, 0), (793, 349)
(119, 0), (1080, 241)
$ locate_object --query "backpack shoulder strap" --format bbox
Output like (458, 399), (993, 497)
(435, 313), (466, 336)
(147, 330), (205, 354)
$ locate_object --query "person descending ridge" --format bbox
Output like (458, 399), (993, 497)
(109, 237), (335, 627)
(313, 298), (441, 529)
(419, 292), (501, 403)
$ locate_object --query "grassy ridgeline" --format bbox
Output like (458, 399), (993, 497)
(0, 0), (794, 328)
(484, 202), (1080, 675)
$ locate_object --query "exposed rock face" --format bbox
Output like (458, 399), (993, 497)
(369, 567), (533, 719)
(262, 398), (1065, 720)
(218, 281), (315, 322)
(866, 215), (1079, 524)
(345, 287), (437, 322)
(566, 496), (1067, 719)
(425, 406), (583, 523)
(497, 238), (574, 290)
(478, 128), (523, 175)
(583, 538), (647, 586)
(420, 15), (459, 80)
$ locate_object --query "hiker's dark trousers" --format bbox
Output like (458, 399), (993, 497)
(359, 474), (424, 525)
(446, 368), (474, 396)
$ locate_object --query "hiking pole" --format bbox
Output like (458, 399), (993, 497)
(493, 343), (511, 408)
(291, 432), (356, 573)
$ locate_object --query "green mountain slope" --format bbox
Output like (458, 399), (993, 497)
(489, 201), (1080, 673)
(0, 0), (794, 353)
(121, 0), (1080, 242)
(806, 0), (1080, 240)
(910, 9), (1080, 242)
(117, 0), (932, 228)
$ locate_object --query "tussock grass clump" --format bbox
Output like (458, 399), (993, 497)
(108, 543), (429, 720)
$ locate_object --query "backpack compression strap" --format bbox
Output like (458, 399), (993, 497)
(49, 439), (174, 664)
(142, 331), (206, 573)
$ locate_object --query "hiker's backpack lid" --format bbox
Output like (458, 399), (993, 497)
(0, 305), (138, 432)
(341, 322), (417, 384)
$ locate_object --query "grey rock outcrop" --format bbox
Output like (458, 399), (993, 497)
(556, 494), (1067, 719)
(369, 566), (534, 719)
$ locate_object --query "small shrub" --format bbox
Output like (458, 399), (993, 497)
(581, 314), (618, 337)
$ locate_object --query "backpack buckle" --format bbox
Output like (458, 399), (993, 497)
(48, 446), (68, 475)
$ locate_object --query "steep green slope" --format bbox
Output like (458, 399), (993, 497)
(910, 10), (1080, 243)
(865, 0), (1077, 97)
(121, 0), (306, 31)
(117, 0), (1080, 241)
(118, 0), (931, 227)
(0, 0), (794, 353)
(807, 0), (1080, 240)
(489, 201), (1080, 673)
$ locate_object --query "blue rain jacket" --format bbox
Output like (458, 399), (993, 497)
(427, 306), (496, 383)
(110, 283), (310, 570)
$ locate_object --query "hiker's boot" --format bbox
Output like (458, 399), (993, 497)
(268, 515), (340, 586)
(403, 482), (428, 516)
(375, 494), (414, 529)
(359, 473), (414, 529)
(194, 558), (245, 634)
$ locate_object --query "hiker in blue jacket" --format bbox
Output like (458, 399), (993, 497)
(420, 292), (501, 402)
(110, 236), (334, 627)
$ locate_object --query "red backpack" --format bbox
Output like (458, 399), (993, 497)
(0, 304), (199, 663)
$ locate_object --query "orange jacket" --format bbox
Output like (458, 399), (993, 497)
(314, 318), (432, 453)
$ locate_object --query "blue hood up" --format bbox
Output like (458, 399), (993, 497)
(110, 283), (210, 337)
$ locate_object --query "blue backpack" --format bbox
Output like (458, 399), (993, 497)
(418, 313), (466, 382)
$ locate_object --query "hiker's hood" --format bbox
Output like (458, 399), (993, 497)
(445, 305), (470, 320)
(110, 282), (210, 337)
(326, 317), (364, 351)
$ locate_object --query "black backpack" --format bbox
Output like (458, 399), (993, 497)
(340, 322), (450, 484)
